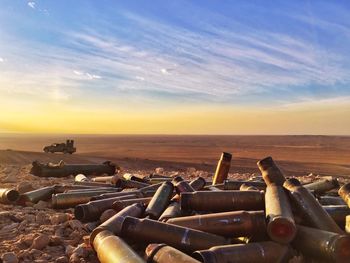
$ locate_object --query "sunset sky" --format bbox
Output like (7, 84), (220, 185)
(0, 1), (350, 134)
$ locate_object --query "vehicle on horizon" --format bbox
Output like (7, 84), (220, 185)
(43, 140), (76, 154)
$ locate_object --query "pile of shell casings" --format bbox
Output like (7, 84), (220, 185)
(1, 153), (350, 263)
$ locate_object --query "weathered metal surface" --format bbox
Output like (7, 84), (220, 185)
(146, 243), (200, 263)
(0, 188), (19, 204)
(212, 152), (232, 185)
(145, 181), (174, 219)
(257, 156), (286, 186)
(304, 178), (339, 195)
(338, 183), (350, 208)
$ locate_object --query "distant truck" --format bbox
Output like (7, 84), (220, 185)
(43, 140), (76, 154)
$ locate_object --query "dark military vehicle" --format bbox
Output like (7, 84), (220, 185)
(43, 140), (76, 154)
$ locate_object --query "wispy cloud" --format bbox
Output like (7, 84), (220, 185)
(0, 57), (4, 62)
(27, 2), (36, 9)
(73, 70), (102, 80)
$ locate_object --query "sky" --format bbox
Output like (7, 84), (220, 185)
(0, 0), (350, 135)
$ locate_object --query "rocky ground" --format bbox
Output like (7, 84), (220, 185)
(1, 162), (349, 263)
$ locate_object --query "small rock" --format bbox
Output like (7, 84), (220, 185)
(68, 220), (84, 231)
(31, 234), (50, 250)
(1, 252), (18, 263)
(33, 201), (49, 210)
(50, 235), (63, 246)
(20, 234), (35, 247)
(155, 167), (164, 174)
(100, 209), (116, 222)
(55, 256), (68, 263)
(17, 181), (34, 194)
(65, 245), (75, 257)
(51, 213), (70, 225)
(35, 211), (49, 224)
(186, 167), (196, 174)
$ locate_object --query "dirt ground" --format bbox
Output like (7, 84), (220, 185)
(0, 135), (349, 262)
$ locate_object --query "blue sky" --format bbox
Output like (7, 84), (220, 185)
(0, 1), (350, 134)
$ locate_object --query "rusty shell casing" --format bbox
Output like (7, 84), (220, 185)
(74, 181), (115, 188)
(193, 241), (292, 263)
(338, 183), (350, 208)
(212, 152), (232, 185)
(54, 184), (107, 193)
(120, 216), (231, 252)
(149, 173), (170, 179)
(75, 174), (89, 182)
(18, 185), (56, 204)
(0, 188), (20, 204)
(239, 183), (260, 191)
(30, 160), (116, 177)
(115, 178), (150, 189)
(139, 182), (163, 194)
(346, 215), (350, 233)
(292, 225), (350, 263)
(284, 178), (343, 234)
(257, 157), (286, 186)
(148, 178), (173, 184)
(90, 191), (143, 201)
(146, 243), (200, 263)
(52, 190), (112, 209)
(167, 210), (266, 238)
(158, 201), (184, 222)
(304, 178), (339, 195)
(206, 186), (222, 191)
(92, 230), (145, 263)
(145, 181), (174, 219)
(180, 191), (264, 212)
(223, 180), (266, 191)
(75, 194), (138, 222)
(319, 196), (346, 206)
(112, 197), (152, 212)
(323, 205), (350, 229)
(189, 177), (207, 191)
(123, 173), (147, 183)
(92, 175), (118, 183)
(66, 187), (120, 193)
(90, 203), (145, 244)
(172, 177), (195, 201)
(265, 184), (296, 244)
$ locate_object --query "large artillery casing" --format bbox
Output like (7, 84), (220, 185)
(158, 201), (183, 222)
(292, 225), (350, 263)
(66, 187), (120, 193)
(212, 152), (232, 185)
(145, 181), (174, 219)
(52, 190), (112, 208)
(223, 180), (266, 190)
(323, 205), (350, 229)
(75, 194), (138, 222)
(116, 178), (150, 189)
(74, 181), (115, 188)
(0, 188), (20, 204)
(92, 230), (145, 263)
(112, 197), (152, 212)
(265, 184), (296, 244)
(75, 174), (89, 182)
(193, 241), (292, 263)
(189, 177), (207, 191)
(149, 173), (170, 179)
(180, 191), (264, 212)
(284, 178), (343, 234)
(54, 184), (107, 193)
(123, 173), (147, 183)
(167, 210), (266, 238)
(346, 215), (350, 233)
(239, 184), (259, 191)
(304, 178), (339, 195)
(257, 156), (286, 186)
(139, 182), (163, 193)
(90, 191), (143, 201)
(319, 196), (346, 206)
(146, 243), (200, 263)
(172, 176), (195, 201)
(92, 175), (119, 184)
(338, 183), (350, 208)
(148, 178), (173, 184)
(120, 217), (231, 252)
(30, 160), (116, 177)
(90, 203), (145, 244)
(18, 185), (56, 204)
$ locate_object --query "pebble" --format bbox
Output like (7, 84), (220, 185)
(68, 220), (84, 231)
(55, 256), (69, 263)
(31, 234), (50, 250)
(1, 252), (18, 263)
(51, 213), (70, 225)
(17, 181), (34, 194)
(155, 167), (164, 174)
(33, 201), (49, 210)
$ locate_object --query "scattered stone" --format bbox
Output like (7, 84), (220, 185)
(51, 213), (70, 225)
(155, 167), (164, 174)
(65, 245), (75, 257)
(33, 201), (49, 210)
(1, 252), (18, 263)
(68, 220), (84, 231)
(50, 235), (63, 246)
(186, 167), (196, 174)
(17, 181), (34, 194)
(31, 234), (50, 250)
(100, 209), (116, 222)
(55, 256), (69, 263)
